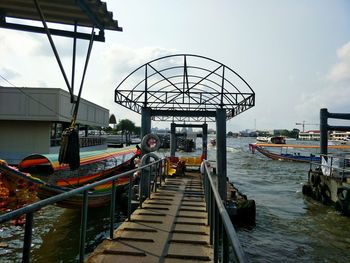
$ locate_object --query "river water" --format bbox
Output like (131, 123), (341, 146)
(1, 137), (349, 262)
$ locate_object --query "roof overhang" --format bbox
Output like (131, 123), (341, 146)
(0, 0), (122, 41)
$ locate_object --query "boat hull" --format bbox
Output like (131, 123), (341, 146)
(249, 144), (321, 163)
(0, 147), (137, 209)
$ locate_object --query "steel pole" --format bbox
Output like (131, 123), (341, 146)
(202, 123), (208, 159)
(141, 107), (151, 141)
(216, 109), (227, 202)
(320, 108), (328, 155)
(22, 212), (33, 263)
(170, 122), (176, 157)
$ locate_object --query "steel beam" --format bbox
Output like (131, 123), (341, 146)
(151, 109), (216, 118)
(0, 21), (105, 41)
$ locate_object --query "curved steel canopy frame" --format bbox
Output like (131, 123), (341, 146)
(115, 54), (255, 122)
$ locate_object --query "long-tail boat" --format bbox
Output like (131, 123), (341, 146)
(0, 147), (137, 209)
(249, 143), (350, 163)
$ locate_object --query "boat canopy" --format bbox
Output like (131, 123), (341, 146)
(18, 146), (136, 174)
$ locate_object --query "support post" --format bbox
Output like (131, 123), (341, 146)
(216, 109), (227, 203)
(141, 107), (151, 140)
(170, 122), (176, 157)
(202, 123), (208, 159)
(140, 107), (151, 200)
(320, 108), (328, 155)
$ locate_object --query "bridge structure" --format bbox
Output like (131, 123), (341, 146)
(114, 54), (255, 201)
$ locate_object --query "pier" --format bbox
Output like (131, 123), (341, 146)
(88, 172), (212, 262)
(0, 3), (255, 262)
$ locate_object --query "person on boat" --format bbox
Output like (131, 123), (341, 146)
(129, 145), (141, 169)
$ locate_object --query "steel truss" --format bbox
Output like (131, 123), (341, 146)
(115, 54), (255, 122)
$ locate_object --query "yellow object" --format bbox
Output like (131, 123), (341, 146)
(168, 168), (177, 176)
(178, 156), (201, 167)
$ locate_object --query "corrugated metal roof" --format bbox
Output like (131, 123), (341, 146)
(0, 0), (122, 31)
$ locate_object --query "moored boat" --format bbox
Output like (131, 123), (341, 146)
(0, 147), (138, 209)
(249, 143), (350, 163)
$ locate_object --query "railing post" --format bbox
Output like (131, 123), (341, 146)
(22, 212), (33, 263)
(222, 225), (229, 263)
(148, 166), (152, 198)
(139, 169), (144, 208)
(128, 174), (133, 221)
(109, 180), (116, 239)
(214, 203), (219, 262)
(210, 188), (214, 245)
(79, 190), (88, 263)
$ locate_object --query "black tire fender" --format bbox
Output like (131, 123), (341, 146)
(141, 152), (160, 166)
(141, 134), (161, 153)
(320, 184), (331, 205)
(337, 187), (349, 202)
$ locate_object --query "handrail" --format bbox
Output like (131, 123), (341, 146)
(203, 160), (246, 263)
(0, 158), (165, 263)
(309, 153), (350, 180)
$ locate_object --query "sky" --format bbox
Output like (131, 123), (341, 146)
(1, 0), (350, 132)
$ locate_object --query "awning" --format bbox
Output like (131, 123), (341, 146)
(0, 0), (122, 41)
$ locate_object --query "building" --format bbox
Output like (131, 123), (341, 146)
(298, 130), (320, 141)
(329, 131), (350, 141)
(0, 87), (109, 164)
(298, 130), (350, 141)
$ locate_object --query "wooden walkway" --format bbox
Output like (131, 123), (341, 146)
(87, 172), (213, 262)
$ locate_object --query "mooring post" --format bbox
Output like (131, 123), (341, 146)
(216, 109), (227, 203)
(170, 122), (176, 157)
(320, 108), (328, 156)
(202, 123), (208, 159)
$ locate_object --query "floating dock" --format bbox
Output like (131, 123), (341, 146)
(87, 171), (213, 262)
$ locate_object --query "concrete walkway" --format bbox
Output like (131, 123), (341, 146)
(87, 172), (213, 262)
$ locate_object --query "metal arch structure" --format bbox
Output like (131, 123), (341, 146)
(115, 54), (255, 123)
(115, 54), (255, 202)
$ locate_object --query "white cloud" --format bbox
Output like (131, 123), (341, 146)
(294, 41), (350, 125)
(327, 41), (350, 82)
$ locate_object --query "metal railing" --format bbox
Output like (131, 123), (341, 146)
(0, 158), (165, 263)
(309, 153), (350, 180)
(202, 161), (246, 263)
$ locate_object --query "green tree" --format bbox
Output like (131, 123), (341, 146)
(117, 119), (136, 144)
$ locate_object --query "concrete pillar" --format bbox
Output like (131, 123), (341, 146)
(320, 108), (328, 155)
(170, 122), (176, 157)
(202, 123), (208, 159)
(216, 109), (227, 203)
(141, 107), (151, 140)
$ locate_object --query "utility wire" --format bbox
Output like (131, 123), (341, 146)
(0, 73), (74, 119)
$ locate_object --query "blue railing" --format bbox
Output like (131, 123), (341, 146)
(202, 161), (247, 263)
(0, 159), (165, 263)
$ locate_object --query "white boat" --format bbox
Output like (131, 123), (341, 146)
(256, 136), (286, 144)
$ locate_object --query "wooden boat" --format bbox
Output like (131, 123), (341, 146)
(0, 147), (137, 209)
(249, 143), (350, 163)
